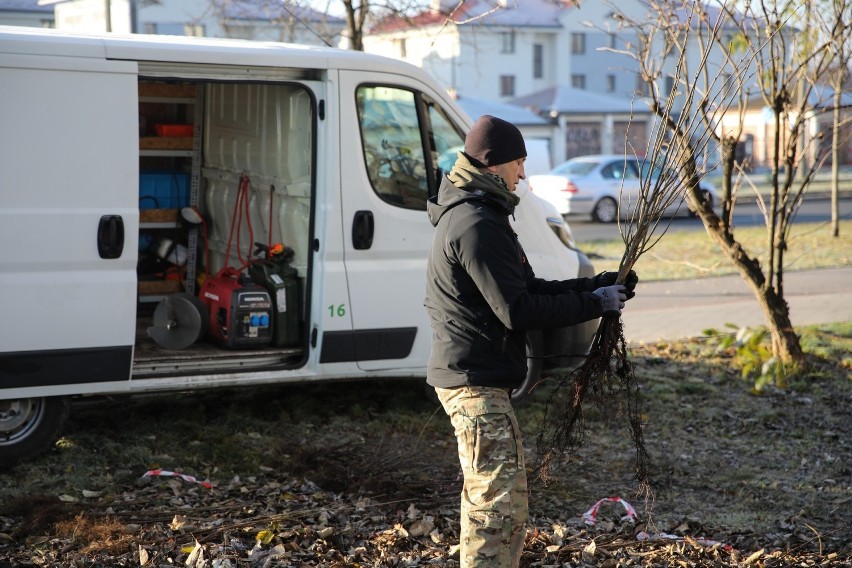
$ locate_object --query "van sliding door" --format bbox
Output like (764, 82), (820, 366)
(0, 55), (138, 396)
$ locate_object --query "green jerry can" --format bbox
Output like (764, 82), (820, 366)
(248, 253), (301, 348)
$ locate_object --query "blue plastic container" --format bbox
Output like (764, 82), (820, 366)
(139, 172), (190, 209)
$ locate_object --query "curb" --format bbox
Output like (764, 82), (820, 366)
(729, 190), (852, 205)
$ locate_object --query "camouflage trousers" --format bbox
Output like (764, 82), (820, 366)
(436, 386), (528, 568)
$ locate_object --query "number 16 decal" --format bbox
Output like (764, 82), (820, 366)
(328, 304), (346, 317)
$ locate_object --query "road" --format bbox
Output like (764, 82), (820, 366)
(620, 266), (852, 344)
(567, 196), (852, 241)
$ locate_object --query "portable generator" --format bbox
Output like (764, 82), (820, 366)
(199, 267), (273, 348)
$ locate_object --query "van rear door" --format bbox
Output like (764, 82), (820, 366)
(0, 46), (138, 396)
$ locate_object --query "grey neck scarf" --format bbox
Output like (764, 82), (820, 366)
(447, 152), (521, 208)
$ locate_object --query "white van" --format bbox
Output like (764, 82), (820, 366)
(0, 27), (596, 465)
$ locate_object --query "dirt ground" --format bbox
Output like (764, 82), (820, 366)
(0, 330), (850, 567)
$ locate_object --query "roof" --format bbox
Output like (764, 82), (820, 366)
(741, 85), (852, 111)
(454, 95), (549, 126)
(0, 0), (51, 12)
(370, 0), (574, 33)
(510, 85), (651, 115)
(218, 0), (344, 24)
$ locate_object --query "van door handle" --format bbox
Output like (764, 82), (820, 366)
(352, 210), (374, 250)
(97, 215), (125, 259)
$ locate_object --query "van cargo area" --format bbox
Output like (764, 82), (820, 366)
(135, 78), (313, 374)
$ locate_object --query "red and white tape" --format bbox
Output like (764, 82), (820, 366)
(582, 496), (638, 526)
(581, 497), (731, 551)
(142, 469), (213, 489)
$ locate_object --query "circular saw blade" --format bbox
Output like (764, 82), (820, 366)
(147, 293), (209, 350)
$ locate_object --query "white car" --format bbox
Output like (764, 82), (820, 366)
(527, 154), (717, 223)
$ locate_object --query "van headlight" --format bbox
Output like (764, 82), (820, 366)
(547, 216), (577, 249)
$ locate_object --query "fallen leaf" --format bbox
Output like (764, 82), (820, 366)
(409, 518), (434, 537)
(744, 548), (764, 565)
(184, 540), (204, 567)
(318, 527), (335, 539)
(256, 529), (275, 545)
(171, 515), (188, 531)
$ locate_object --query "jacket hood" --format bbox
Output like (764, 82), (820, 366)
(427, 176), (478, 226)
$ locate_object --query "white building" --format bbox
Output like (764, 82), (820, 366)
(0, 0), (54, 27)
(510, 85), (652, 161)
(36, 0), (344, 45)
(364, 0), (643, 104)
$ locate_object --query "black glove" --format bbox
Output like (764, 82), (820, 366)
(592, 285), (628, 316)
(595, 270), (638, 299)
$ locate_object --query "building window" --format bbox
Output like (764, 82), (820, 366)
(501, 31), (515, 54)
(571, 74), (586, 89)
(184, 24), (205, 37)
(533, 44), (543, 79)
(222, 24), (254, 39)
(396, 38), (407, 58)
(664, 76), (675, 96)
(500, 75), (516, 97)
(571, 32), (585, 54)
(609, 33), (617, 49)
(607, 75), (616, 92)
(636, 73), (651, 96)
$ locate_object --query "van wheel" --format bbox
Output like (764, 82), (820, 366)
(592, 197), (618, 223)
(0, 396), (69, 469)
(511, 331), (544, 406)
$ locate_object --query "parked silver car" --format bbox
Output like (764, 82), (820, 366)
(527, 154), (717, 223)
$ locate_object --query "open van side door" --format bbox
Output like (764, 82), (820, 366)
(337, 70), (466, 372)
(0, 50), (139, 396)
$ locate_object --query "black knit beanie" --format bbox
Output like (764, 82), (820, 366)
(464, 114), (527, 167)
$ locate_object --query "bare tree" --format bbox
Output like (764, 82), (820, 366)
(340, 0), (428, 50)
(607, 0), (851, 367)
(815, 0), (852, 238)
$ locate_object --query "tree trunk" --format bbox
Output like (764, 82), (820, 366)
(831, 71), (843, 238)
(342, 0), (364, 51)
(694, 219), (805, 363)
(685, 141), (806, 366)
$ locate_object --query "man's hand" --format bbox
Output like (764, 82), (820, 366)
(593, 285), (628, 316)
(595, 270), (638, 299)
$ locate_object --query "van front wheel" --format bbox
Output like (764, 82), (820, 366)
(0, 396), (69, 468)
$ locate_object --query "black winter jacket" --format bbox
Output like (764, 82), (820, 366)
(424, 175), (604, 390)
